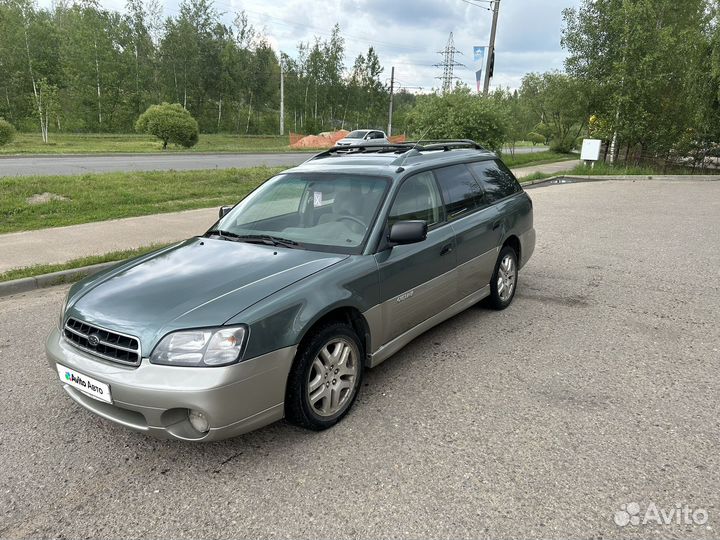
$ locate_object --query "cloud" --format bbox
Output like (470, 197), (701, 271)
(236, 0), (582, 91)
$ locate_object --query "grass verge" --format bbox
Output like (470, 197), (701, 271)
(0, 243), (170, 283)
(518, 161), (717, 183)
(520, 172), (557, 183)
(0, 133), (303, 154)
(502, 151), (576, 168)
(566, 162), (711, 176)
(0, 166), (287, 234)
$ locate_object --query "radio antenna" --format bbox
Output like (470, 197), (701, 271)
(395, 126), (432, 172)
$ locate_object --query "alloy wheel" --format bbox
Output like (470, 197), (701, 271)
(307, 338), (359, 417)
(496, 254), (517, 302)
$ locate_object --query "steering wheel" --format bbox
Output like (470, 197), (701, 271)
(337, 215), (366, 229)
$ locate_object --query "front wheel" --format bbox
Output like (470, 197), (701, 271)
(488, 246), (518, 310)
(285, 322), (363, 431)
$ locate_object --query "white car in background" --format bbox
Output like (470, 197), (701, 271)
(335, 129), (389, 146)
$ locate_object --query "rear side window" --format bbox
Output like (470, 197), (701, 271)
(468, 160), (521, 203)
(433, 164), (485, 220)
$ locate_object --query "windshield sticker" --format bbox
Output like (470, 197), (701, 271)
(313, 192), (323, 207)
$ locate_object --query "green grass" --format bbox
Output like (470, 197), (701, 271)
(566, 162), (706, 176)
(0, 166), (287, 234)
(0, 243), (171, 283)
(501, 151), (576, 168)
(0, 132), (558, 156)
(0, 132), (301, 154)
(519, 171), (556, 183)
(0, 132), (565, 157)
(517, 160), (715, 183)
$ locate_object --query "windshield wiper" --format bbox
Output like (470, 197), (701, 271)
(207, 229), (243, 240)
(207, 231), (302, 249)
(241, 234), (302, 249)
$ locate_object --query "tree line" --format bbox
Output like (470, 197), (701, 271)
(1, 0), (718, 168)
(0, 0), (412, 136)
(409, 0), (720, 166)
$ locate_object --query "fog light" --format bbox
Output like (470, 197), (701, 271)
(188, 409), (210, 433)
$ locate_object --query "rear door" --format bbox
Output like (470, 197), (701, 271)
(375, 171), (457, 343)
(433, 164), (501, 299)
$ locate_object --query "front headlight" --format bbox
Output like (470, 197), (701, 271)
(149, 326), (248, 367)
(58, 294), (69, 330)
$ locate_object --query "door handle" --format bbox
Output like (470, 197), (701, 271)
(492, 221), (501, 231)
(440, 244), (454, 256)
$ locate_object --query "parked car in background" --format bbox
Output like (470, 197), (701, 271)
(47, 140), (535, 441)
(335, 129), (389, 146)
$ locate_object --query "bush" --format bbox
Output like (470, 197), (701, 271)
(527, 132), (546, 145)
(135, 103), (199, 149)
(408, 88), (507, 152)
(0, 118), (16, 146)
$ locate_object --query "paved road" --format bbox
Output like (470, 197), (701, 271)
(2, 179), (718, 539)
(0, 152), (313, 177)
(0, 146), (550, 177)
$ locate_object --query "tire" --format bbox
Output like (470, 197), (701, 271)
(285, 322), (364, 431)
(487, 245), (519, 310)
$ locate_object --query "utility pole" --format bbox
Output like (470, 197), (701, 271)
(279, 58), (285, 136)
(387, 66), (394, 136)
(483, 0), (500, 94)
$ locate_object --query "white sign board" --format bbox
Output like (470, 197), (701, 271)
(580, 139), (602, 161)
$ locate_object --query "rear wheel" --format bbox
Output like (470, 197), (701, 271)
(488, 246), (518, 310)
(285, 322), (363, 431)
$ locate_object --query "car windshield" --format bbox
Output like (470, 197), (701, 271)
(210, 173), (389, 254)
(346, 130), (368, 139)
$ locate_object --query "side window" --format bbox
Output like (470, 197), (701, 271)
(433, 164), (486, 220)
(468, 160), (521, 203)
(388, 171), (444, 227)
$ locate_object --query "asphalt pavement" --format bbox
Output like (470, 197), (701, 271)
(1, 179), (718, 539)
(0, 146), (549, 177)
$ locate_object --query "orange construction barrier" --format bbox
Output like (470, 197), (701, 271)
(290, 130), (406, 149)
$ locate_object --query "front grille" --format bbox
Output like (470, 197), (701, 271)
(63, 318), (141, 366)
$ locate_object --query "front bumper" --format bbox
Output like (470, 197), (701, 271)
(46, 327), (296, 441)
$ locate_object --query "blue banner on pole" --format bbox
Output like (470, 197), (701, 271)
(473, 46), (487, 92)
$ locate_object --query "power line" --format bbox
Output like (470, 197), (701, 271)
(458, 0), (492, 12)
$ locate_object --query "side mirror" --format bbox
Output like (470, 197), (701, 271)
(388, 220), (427, 246)
(219, 205), (232, 218)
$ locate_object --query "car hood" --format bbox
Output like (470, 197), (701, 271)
(67, 237), (347, 352)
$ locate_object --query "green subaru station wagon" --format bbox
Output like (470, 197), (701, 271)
(47, 140), (535, 441)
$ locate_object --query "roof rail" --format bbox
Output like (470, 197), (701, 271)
(411, 139), (485, 151)
(308, 139), (485, 162)
(309, 143), (414, 160)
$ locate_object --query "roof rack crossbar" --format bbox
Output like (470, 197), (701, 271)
(308, 139), (485, 161)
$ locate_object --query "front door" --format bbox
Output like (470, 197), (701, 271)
(374, 171), (457, 345)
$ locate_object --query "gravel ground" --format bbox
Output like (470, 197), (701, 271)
(0, 179), (718, 539)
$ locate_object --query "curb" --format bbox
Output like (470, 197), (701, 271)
(522, 173), (720, 188)
(0, 261), (117, 298)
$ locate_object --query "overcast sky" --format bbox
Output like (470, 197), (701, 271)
(41, 0), (583, 92)
(226, 0), (583, 91)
